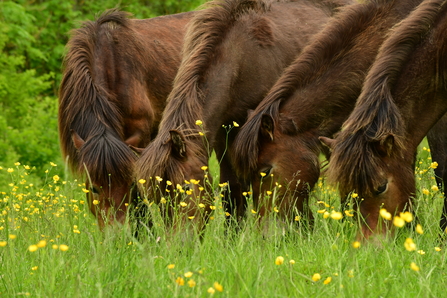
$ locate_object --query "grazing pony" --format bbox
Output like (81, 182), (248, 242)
(59, 9), (193, 228)
(325, 0), (447, 238)
(231, 0), (423, 225)
(135, 0), (348, 230)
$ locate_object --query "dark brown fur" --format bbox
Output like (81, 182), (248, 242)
(328, 0), (447, 236)
(135, 0), (347, 222)
(59, 9), (193, 227)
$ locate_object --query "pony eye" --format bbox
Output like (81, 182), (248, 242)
(91, 186), (100, 194)
(374, 182), (388, 196)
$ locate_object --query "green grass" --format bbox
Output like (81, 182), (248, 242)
(0, 147), (446, 297)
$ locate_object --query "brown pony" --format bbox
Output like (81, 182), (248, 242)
(59, 9), (194, 228)
(231, 0), (423, 224)
(134, 0), (348, 230)
(324, 0), (447, 238)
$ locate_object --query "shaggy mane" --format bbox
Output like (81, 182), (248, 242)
(232, 0), (392, 179)
(59, 9), (140, 185)
(328, 0), (446, 194)
(135, 0), (271, 185)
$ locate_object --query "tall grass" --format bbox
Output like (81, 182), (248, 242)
(0, 145), (446, 297)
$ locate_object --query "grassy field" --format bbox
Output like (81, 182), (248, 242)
(1, 145), (446, 297)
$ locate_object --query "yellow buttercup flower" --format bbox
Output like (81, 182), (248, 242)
(188, 279), (196, 287)
(195, 120), (203, 126)
(416, 224), (424, 234)
(393, 216), (405, 228)
(0, 241), (7, 247)
(410, 262), (420, 271)
(213, 282), (223, 292)
(7, 168), (14, 173)
(323, 277), (332, 285)
(435, 247), (441, 252)
(37, 240), (47, 248)
(167, 264), (175, 269)
(138, 179), (146, 184)
(201, 166), (208, 171)
(175, 277), (185, 286)
(330, 211), (343, 220)
(8, 234), (16, 240)
(184, 271), (193, 278)
(59, 244), (69, 252)
(312, 273), (321, 282)
(422, 188), (430, 195)
(28, 245), (38, 252)
(400, 211), (413, 223)
(207, 288), (215, 294)
(352, 241), (361, 249)
(404, 238), (416, 251)
(92, 200), (99, 205)
(275, 256), (284, 265)
(351, 193), (358, 198)
(379, 208), (392, 220)
(289, 260), (296, 265)
(82, 188), (89, 193)
(431, 185), (439, 192)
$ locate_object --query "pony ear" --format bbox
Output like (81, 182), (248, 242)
(71, 130), (86, 150)
(124, 132), (142, 148)
(260, 114), (274, 141)
(319, 136), (335, 150)
(375, 135), (395, 157)
(169, 130), (187, 159)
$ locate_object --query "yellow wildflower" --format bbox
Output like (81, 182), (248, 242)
(37, 240), (47, 248)
(435, 247), (441, 252)
(207, 288), (216, 294)
(82, 188), (89, 193)
(323, 277), (332, 285)
(275, 256), (284, 265)
(32, 266), (38, 271)
(289, 260), (296, 265)
(8, 234), (16, 240)
(160, 197), (167, 204)
(431, 185), (439, 192)
(184, 271), (193, 278)
(417, 250), (425, 255)
(330, 211), (343, 220)
(351, 193), (358, 198)
(176, 277), (185, 286)
(251, 209), (257, 214)
(213, 282), (223, 292)
(430, 162), (438, 169)
(28, 245), (38, 252)
(404, 238), (416, 251)
(410, 262), (420, 271)
(50, 162), (57, 167)
(422, 188), (430, 195)
(312, 273), (321, 282)
(52, 245), (58, 250)
(7, 168), (14, 173)
(138, 179), (146, 184)
(233, 121), (239, 127)
(195, 120), (203, 126)
(0, 241), (7, 247)
(393, 216), (405, 228)
(379, 208), (392, 220)
(59, 244), (69, 251)
(92, 200), (99, 205)
(416, 224), (424, 234)
(352, 241), (361, 249)
(188, 279), (196, 287)
(201, 166), (208, 171)
(167, 264), (175, 269)
(400, 211), (413, 223)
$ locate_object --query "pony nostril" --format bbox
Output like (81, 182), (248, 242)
(374, 182), (388, 196)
